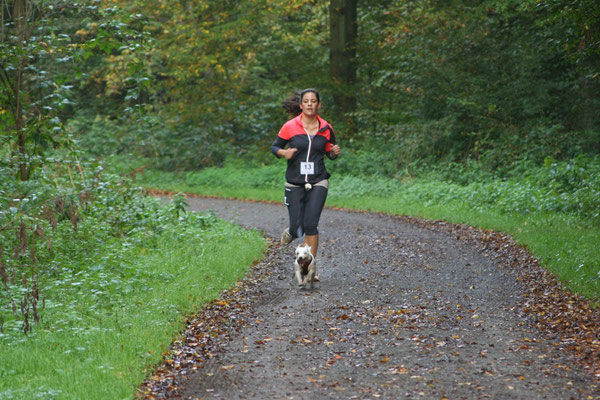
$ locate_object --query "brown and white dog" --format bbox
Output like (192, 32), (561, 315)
(294, 244), (316, 289)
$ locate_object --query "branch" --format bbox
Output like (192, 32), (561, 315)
(0, 186), (96, 233)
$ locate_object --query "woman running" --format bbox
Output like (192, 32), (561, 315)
(271, 88), (341, 262)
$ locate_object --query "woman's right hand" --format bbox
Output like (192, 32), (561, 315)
(281, 148), (298, 159)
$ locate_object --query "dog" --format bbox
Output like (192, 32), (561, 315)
(294, 244), (316, 289)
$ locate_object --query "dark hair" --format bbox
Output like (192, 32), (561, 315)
(282, 88), (321, 117)
(282, 91), (302, 116)
(300, 88), (320, 103)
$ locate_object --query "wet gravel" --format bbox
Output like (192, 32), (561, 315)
(141, 197), (599, 400)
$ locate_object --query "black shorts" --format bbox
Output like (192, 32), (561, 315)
(284, 184), (328, 237)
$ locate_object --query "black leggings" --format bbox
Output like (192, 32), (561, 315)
(284, 185), (328, 238)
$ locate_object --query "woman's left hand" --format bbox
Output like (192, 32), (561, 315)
(330, 145), (341, 157)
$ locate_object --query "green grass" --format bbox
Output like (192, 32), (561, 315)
(0, 217), (266, 400)
(134, 162), (600, 301)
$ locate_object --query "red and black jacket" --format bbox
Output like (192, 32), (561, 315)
(271, 114), (337, 185)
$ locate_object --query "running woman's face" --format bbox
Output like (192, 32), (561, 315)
(300, 92), (321, 117)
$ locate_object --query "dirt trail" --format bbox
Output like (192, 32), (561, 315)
(142, 197), (599, 399)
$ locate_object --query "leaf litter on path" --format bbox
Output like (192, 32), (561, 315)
(139, 197), (599, 399)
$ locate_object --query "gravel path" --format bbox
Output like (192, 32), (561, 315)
(142, 197), (599, 399)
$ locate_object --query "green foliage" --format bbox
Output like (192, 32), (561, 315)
(133, 154), (600, 225)
(0, 199), (265, 399)
(184, 158), (283, 188)
(0, 0), (155, 181)
(65, 0), (596, 173)
(333, 155), (600, 222)
(1, 147), (266, 398)
(354, 0), (599, 169)
(68, 0), (335, 169)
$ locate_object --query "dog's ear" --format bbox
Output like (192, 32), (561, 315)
(306, 245), (312, 253)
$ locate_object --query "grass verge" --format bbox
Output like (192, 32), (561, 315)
(0, 215), (266, 400)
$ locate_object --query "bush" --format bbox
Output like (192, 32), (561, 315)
(0, 151), (194, 337)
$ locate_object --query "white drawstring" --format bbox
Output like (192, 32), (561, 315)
(303, 127), (313, 190)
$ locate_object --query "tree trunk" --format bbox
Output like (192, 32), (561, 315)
(12, 0), (28, 181)
(16, 68), (26, 181)
(329, 0), (357, 135)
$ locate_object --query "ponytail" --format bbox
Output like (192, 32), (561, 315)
(282, 91), (302, 117)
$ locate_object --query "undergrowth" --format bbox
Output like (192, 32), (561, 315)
(0, 156), (266, 399)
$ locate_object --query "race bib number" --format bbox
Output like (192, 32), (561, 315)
(300, 162), (315, 175)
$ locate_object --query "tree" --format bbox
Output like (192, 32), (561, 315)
(0, 1), (153, 180)
(0, 1), (89, 181)
(1, 0), (44, 181)
(329, 0), (357, 133)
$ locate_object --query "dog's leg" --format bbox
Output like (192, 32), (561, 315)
(295, 264), (303, 286)
(300, 273), (308, 287)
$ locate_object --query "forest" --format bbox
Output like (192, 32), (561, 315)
(1, 0), (599, 398)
